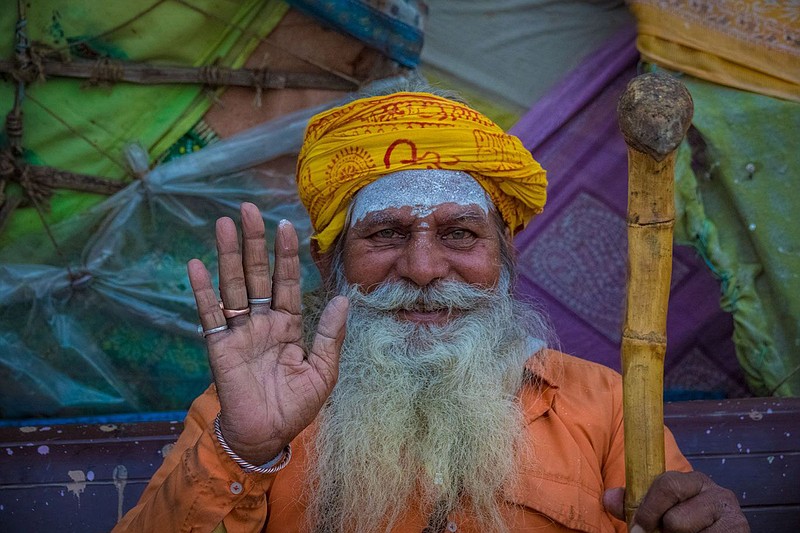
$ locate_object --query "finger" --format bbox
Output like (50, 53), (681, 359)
(633, 471), (706, 531)
(216, 217), (249, 314)
(702, 491), (749, 533)
(602, 487), (626, 522)
(240, 202), (271, 306)
(187, 259), (227, 332)
(659, 490), (720, 532)
(309, 295), (349, 381)
(661, 484), (745, 533)
(271, 219), (302, 315)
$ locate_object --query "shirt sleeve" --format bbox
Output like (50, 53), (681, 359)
(113, 385), (276, 533)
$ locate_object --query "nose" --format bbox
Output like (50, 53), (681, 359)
(395, 234), (450, 287)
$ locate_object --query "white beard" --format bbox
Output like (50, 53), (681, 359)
(305, 273), (552, 533)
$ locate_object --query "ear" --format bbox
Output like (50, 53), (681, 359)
(311, 239), (335, 282)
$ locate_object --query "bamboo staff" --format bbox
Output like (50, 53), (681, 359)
(617, 72), (693, 529)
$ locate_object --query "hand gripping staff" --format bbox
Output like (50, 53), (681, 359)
(617, 72), (693, 530)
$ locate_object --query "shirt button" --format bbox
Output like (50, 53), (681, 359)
(230, 481), (243, 494)
(446, 521), (457, 532)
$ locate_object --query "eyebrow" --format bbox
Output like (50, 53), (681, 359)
(445, 210), (490, 225)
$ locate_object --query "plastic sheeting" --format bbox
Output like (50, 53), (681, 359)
(0, 98), (354, 419)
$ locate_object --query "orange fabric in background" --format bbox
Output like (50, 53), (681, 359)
(628, 0), (800, 102)
(296, 92), (548, 253)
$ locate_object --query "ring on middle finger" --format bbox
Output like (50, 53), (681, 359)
(219, 303), (251, 319)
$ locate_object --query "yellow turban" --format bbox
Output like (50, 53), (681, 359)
(297, 92), (547, 253)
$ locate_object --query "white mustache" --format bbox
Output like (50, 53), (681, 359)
(345, 276), (509, 314)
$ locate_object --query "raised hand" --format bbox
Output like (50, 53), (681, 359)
(188, 202), (349, 465)
(603, 471), (749, 532)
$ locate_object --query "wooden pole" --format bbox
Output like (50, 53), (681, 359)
(617, 72), (693, 529)
(0, 58), (359, 91)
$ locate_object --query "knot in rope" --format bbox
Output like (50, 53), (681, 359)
(0, 150), (16, 179)
(5, 113), (23, 140)
(88, 57), (124, 85)
(200, 65), (227, 87)
(11, 17), (45, 83)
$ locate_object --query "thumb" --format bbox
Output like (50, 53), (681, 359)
(603, 487), (626, 521)
(309, 295), (349, 379)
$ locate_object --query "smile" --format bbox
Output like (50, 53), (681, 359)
(395, 308), (461, 325)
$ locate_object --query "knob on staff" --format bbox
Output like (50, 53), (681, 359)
(617, 72), (693, 528)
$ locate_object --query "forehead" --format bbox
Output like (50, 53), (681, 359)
(348, 169), (491, 225)
(354, 203), (491, 229)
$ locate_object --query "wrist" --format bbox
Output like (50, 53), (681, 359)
(214, 413), (291, 474)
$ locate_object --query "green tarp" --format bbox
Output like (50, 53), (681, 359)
(673, 72), (800, 395)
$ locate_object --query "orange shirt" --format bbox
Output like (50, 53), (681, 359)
(114, 351), (691, 532)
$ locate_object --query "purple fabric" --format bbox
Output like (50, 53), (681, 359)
(510, 25), (748, 397)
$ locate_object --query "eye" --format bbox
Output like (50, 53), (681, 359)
(443, 228), (473, 240)
(371, 228), (405, 240)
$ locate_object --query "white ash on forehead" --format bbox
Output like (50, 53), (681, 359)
(349, 170), (491, 224)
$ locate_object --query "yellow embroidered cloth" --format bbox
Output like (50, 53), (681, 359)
(296, 92), (547, 252)
(628, 0), (800, 102)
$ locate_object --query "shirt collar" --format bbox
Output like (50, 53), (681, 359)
(521, 348), (561, 425)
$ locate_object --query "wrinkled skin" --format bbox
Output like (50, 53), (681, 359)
(188, 202), (349, 464)
(603, 471), (749, 532)
(189, 201), (748, 531)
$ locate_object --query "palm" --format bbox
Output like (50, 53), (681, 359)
(189, 203), (347, 465)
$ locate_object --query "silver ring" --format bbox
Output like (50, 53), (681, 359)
(201, 324), (229, 337)
(248, 297), (272, 305)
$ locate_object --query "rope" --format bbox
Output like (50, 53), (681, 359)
(251, 52), (271, 107)
(4, 112), (24, 156)
(0, 149), (69, 262)
(0, 151), (16, 180)
(88, 57), (125, 85)
(11, 8), (46, 84)
(199, 64), (226, 87)
(4, 114), (23, 140)
(8, 2), (29, 156)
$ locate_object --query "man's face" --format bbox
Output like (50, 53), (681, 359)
(340, 202), (504, 325)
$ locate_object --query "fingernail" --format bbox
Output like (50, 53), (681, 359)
(630, 524), (645, 533)
(278, 219), (291, 227)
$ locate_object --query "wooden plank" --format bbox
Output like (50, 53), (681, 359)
(665, 397), (800, 455)
(665, 396), (800, 532)
(0, 421), (181, 531)
(688, 452), (799, 506)
(744, 505), (800, 533)
(0, 483), (148, 532)
(0, 421), (183, 483)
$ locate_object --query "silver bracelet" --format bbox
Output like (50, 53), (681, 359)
(213, 413), (292, 475)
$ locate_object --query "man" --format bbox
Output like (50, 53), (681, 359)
(116, 90), (748, 532)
